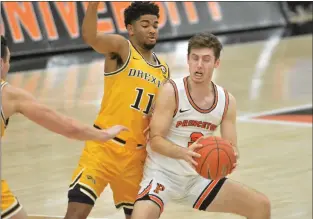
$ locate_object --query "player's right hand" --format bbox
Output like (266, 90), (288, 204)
(100, 125), (129, 142)
(180, 141), (203, 169)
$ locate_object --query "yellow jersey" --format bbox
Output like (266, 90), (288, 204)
(94, 41), (170, 148)
(1, 80), (9, 137)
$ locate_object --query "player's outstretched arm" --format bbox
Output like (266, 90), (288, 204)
(2, 84), (128, 142)
(220, 92), (239, 159)
(149, 81), (202, 166)
(82, 2), (129, 60)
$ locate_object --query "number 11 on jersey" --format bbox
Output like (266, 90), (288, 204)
(131, 88), (155, 115)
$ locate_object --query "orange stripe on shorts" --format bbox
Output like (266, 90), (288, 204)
(194, 179), (219, 209)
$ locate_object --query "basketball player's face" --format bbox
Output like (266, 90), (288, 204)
(187, 47), (220, 84)
(1, 48), (10, 80)
(131, 15), (159, 50)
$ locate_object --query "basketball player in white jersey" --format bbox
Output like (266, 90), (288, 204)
(131, 32), (271, 219)
(0, 35), (127, 219)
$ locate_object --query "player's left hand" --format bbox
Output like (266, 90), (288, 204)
(229, 143), (239, 174)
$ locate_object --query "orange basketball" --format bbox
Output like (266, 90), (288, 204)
(194, 136), (236, 180)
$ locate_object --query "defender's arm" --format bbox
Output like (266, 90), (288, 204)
(2, 84), (127, 142)
(82, 2), (129, 60)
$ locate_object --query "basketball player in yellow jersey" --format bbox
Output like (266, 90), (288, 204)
(0, 36), (127, 219)
(64, 2), (169, 219)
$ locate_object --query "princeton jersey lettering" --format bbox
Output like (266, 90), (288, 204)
(145, 76), (229, 176)
(175, 119), (217, 131)
(1, 80), (9, 137)
(94, 41), (170, 147)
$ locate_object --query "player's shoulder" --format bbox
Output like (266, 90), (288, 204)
(2, 83), (34, 102)
(1, 81), (12, 96)
(159, 78), (177, 94)
(213, 83), (236, 108)
(152, 53), (170, 78)
(214, 83), (236, 99)
(157, 56), (169, 71)
(222, 87), (236, 108)
(1, 79), (8, 88)
(155, 79), (177, 108)
(228, 92), (236, 108)
(155, 55), (167, 66)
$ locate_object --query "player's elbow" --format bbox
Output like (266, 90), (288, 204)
(81, 28), (96, 46)
(150, 142), (158, 152)
(149, 136), (162, 152)
(82, 33), (94, 45)
(82, 35), (104, 54)
(82, 32), (88, 43)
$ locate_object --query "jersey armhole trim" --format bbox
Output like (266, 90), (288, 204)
(104, 40), (131, 77)
(166, 63), (170, 79)
(1, 81), (8, 90)
(221, 88), (229, 124)
(168, 79), (179, 117)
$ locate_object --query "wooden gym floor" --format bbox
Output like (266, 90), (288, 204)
(1, 33), (312, 219)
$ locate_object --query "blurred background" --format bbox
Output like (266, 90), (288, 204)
(1, 1), (312, 219)
(1, 1), (312, 68)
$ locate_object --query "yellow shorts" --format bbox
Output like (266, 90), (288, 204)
(1, 180), (23, 219)
(68, 140), (147, 209)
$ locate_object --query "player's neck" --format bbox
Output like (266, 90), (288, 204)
(131, 41), (154, 63)
(187, 77), (213, 98)
(138, 47), (154, 62)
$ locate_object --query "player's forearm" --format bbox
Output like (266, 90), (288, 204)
(20, 102), (106, 141)
(57, 121), (100, 141)
(82, 3), (99, 44)
(150, 135), (185, 159)
(68, 122), (109, 141)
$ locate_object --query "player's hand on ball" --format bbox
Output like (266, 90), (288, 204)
(230, 143), (239, 173)
(181, 141), (203, 169)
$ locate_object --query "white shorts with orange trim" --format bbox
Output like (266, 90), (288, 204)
(135, 167), (227, 214)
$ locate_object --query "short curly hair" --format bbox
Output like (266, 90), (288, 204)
(124, 2), (160, 27)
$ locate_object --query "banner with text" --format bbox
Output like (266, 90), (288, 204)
(0, 2), (287, 57)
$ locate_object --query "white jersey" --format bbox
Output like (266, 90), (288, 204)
(145, 76), (229, 176)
